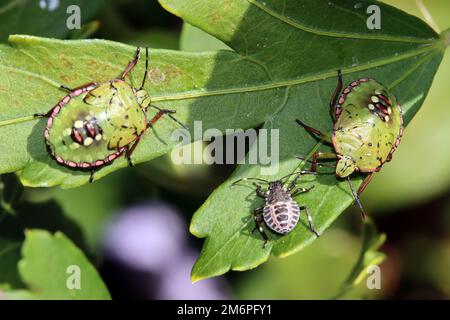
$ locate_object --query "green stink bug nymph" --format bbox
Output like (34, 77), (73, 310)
(35, 48), (186, 183)
(296, 70), (404, 217)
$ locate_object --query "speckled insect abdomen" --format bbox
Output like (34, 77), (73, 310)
(263, 190), (300, 234)
(232, 172), (319, 247)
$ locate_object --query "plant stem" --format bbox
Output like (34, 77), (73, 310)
(416, 0), (440, 33)
(441, 28), (450, 48)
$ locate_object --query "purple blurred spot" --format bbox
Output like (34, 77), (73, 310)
(104, 202), (185, 271)
(158, 251), (228, 300)
(103, 202), (229, 299)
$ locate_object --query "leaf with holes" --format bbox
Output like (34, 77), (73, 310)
(158, 0), (448, 281)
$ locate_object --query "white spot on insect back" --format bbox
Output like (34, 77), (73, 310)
(371, 96), (379, 103)
(95, 134), (102, 141)
(84, 137), (94, 146)
(70, 143), (80, 150)
(74, 120), (84, 128)
(368, 104), (375, 110)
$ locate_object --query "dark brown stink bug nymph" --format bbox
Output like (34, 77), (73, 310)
(34, 47), (186, 182)
(233, 171), (320, 247)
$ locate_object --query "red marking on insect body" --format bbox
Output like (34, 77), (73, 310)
(67, 161), (77, 167)
(374, 103), (389, 115)
(56, 156), (64, 163)
(72, 89), (83, 96)
(108, 154), (117, 161)
(52, 106), (61, 115)
(350, 81), (359, 87)
(377, 94), (391, 106)
(62, 96), (71, 104)
(71, 129), (84, 145)
(85, 122), (97, 138)
(95, 160), (104, 166)
(338, 96), (345, 104)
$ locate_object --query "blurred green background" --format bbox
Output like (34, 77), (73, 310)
(1, 0), (449, 299)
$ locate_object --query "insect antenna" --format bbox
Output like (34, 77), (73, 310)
(280, 170), (316, 183)
(347, 177), (366, 220)
(232, 177), (270, 186)
(149, 104), (188, 130)
(139, 47), (149, 91)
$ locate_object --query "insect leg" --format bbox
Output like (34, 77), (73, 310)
(286, 171), (303, 191)
(329, 69), (343, 121)
(357, 173), (374, 196)
(124, 134), (144, 167)
(89, 170), (95, 183)
(296, 155), (336, 168)
(231, 177), (269, 186)
(295, 119), (332, 144)
(286, 170), (316, 191)
(35, 82), (98, 118)
(121, 47), (141, 79)
(148, 105), (188, 130)
(300, 205), (320, 237)
(254, 184), (266, 198)
(60, 85), (72, 92)
(347, 177), (366, 220)
(291, 185), (314, 197)
(67, 82), (98, 96)
(253, 207), (269, 248)
(33, 110), (53, 118)
(138, 47), (149, 91)
(308, 152), (337, 173)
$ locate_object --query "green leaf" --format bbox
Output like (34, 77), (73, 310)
(362, 1), (450, 211)
(0, 197), (88, 252)
(69, 21), (101, 40)
(5, 230), (110, 300)
(235, 225), (382, 299)
(0, 237), (22, 288)
(334, 219), (386, 299)
(0, 0), (104, 42)
(51, 172), (124, 250)
(180, 23), (230, 52)
(0, 174), (23, 216)
(157, 0), (447, 281)
(0, 35), (280, 188)
(0, 0), (447, 280)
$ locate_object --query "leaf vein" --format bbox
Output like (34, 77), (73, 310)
(247, 0), (436, 44)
